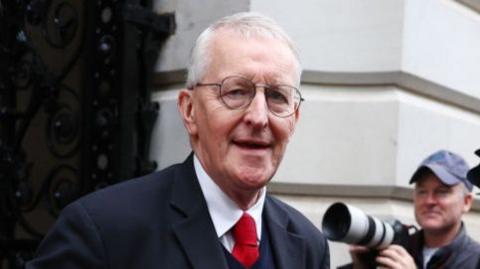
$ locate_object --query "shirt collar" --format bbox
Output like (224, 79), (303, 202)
(194, 155), (266, 240)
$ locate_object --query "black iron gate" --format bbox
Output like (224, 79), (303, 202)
(0, 0), (175, 267)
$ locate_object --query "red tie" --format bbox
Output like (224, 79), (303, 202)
(232, 213), (259, 268)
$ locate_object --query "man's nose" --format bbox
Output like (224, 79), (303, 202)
(424, 193), (437, 204)
(243, 89), (269, 128)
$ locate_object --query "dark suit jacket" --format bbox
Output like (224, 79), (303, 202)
(26, 155), (330, 269)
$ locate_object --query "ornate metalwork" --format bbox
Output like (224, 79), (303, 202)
(0, 0), (175, 268)
(1, 0), (85, 267)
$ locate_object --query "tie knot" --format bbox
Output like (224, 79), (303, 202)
(233, 213), (257, 246)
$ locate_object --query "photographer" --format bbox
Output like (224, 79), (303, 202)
(467, 149), (480, 269)
(344, 150), (480, 269)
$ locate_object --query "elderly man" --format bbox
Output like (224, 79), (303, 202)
(346, 150), (480, 269)
(26, 12), (330, 269)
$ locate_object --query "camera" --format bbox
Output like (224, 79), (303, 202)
(321, 202), (413, 249)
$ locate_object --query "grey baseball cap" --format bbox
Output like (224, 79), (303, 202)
(410, 150), (473, 191)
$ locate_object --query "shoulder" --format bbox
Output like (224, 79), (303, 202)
(64, 161), (190, 228)
(465, 234), (480, 252)
(265, 195), (326, 242)
(457, 224), (480, 253)
(449, 233), (480, 268)
(80, 163), (180, 208)
(266, 195), (313, 223)
(265, 195), (330, 267)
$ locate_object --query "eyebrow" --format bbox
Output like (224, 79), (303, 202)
(415, 185), (452, 191)
(232, 73), (292, 86)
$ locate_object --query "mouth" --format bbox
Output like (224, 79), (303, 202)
(233, 139), (272, 150)
(422, 211), (441, 217)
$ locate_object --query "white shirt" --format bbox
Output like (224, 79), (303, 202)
(422, 247), (438, 269)
(194, 155), (266, 252)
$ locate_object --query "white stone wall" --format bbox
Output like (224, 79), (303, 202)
(150, 0), (480, 266)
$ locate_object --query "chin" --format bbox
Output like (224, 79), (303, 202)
(420, 221), (444, 231)
(236, 169), (272, 188)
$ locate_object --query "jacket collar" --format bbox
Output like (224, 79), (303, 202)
(412, 223), (468, 268)
(170, 154), (229, 269)
(169, 154), (306, 269)
(264, 197), (306, 269)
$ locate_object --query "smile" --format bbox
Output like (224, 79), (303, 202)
(422, 211), (441, 217)
(233, 139), (272, 150)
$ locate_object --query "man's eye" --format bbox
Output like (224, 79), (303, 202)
(415, 189), (427, 195)
(266, 89), (289, 104)
(223, 88), (250, 99)
(435, 189), (450, 196)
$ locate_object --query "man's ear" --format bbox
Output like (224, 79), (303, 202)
(289, 108), (300, 136)
(294, 108), (300, 123)
(463, 192), (473, 213)
(178, 89), (198, 136)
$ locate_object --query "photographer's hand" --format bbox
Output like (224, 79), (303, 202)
(376, 245), (417, 269)
(349, 245), (373, 269)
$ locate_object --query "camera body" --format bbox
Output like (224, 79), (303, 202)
(321, 202), (413, 249)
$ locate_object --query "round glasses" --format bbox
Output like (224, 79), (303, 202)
(190, 76), (304, 118)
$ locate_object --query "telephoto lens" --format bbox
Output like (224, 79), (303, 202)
(321, 202), (411, 249)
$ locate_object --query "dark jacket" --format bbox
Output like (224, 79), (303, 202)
(26, 155), (330, 269)
(408, 224), (480, 269)
(338, 223), (480, 269)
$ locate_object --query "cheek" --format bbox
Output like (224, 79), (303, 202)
(450, 200), (466, 215)
(414, 200), (421, 209)
(197, 96), (229, 128)
(273, 118), (296, 141)
(203, 111), (242, 144)
(286, 117), (297, 135)
(414, 202), (423, 216)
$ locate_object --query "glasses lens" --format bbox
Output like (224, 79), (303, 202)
(220, 77), (255, 109)
(266, 86), (301, 117)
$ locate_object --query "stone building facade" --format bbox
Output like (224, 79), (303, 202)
(149, 0), (480, 266)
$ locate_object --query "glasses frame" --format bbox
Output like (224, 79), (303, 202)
(189, 75), (304, 118)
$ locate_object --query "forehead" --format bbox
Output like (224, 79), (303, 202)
(206, 29), (298, 83)
(415, 173), (452, 189)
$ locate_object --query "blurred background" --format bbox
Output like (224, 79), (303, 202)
(1, 0), (480, 267)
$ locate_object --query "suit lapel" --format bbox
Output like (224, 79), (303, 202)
(168, 156), (307, 269)
(170, 155), (228, 269)
(264, 198), (306, 269)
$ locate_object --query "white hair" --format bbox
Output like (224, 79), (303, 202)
(186, 12), (302, 89)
